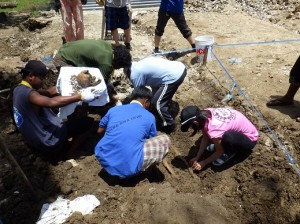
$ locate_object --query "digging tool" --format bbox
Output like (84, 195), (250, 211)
(172, 146), (197, 178)
(162, 158), (178, 179)
(0, 135), (37, 199)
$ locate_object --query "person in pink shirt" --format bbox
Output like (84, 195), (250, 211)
(59, 0), (84, 42)
(180, 106), (259, 171)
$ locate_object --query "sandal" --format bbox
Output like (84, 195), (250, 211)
(206, 144), (215, 152)
(266, 98), (293, 107)
(212, 153), (236, 166)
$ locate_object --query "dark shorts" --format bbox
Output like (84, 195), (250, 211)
(105, 6), (130, 30)
(289, 56), (300, 85)
(155, 8), (192, 38)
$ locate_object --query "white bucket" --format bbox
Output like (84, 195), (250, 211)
(195, 36), (214, 64)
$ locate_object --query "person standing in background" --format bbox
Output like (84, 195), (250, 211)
(153, 0), (195, 53)
(60, 0), (84, 42)
(105, 0), (132, 50)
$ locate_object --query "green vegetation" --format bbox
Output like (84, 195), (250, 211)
(0, 0), (52, 13)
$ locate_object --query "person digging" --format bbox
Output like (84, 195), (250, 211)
(180, 106), (259, 171)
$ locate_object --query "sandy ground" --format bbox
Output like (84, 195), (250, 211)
(0, 2), (300, 223)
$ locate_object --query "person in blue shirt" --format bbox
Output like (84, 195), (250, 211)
(154, 0), (195, 53)
(94, 86), (171, 178)
(13, 60), (95, 158)
(124, 56), (187, 134)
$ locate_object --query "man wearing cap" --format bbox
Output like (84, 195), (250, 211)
(180, 106), (259, 170)
(124, 56), (187, 134)
(13, 60), (96, 158)
(53, 39), (132, 82)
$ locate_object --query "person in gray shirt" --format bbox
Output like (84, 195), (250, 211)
(124, 56), (187, 134)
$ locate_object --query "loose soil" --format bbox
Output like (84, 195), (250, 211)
(0, 1), (300, 224)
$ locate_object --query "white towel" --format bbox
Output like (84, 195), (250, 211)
(36, 194), (100, 224)
(56, 67), (110, 119)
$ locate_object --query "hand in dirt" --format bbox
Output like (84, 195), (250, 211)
(192, 162), (202, 171)
(189, 157), (198, 167)
(189, 157), (203, 171)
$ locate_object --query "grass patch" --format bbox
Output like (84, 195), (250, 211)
(0, 0), (53, 13)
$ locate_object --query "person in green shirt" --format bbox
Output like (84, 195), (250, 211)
(53, 39), (132, 82)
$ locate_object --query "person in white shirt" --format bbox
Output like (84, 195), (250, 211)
(124, 56), (187, 134)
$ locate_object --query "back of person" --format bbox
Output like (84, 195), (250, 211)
(130, 57), (185, 88)
(13, 85), (67, 152)
(94, 102), (156, 177)
(57, 39), (113, 78)
(205, 107), (258, 141)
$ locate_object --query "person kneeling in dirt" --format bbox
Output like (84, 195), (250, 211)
(123, 56), (187, 134)
(13, 60), (95, 159)
(53, 39), (132, 82)
(94, 86), (171, 179)
(180, 106), (259, 171)
(266, 55), (300, 121)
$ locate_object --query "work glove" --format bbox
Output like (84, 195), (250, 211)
(56, 77), (62, 94)
(80, 86), (101, 98)
(80, 88), (95, 102)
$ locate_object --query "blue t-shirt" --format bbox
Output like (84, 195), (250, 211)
(13, 84), (67, 152)
(160, 0), (183, 13)
(94, 102), (157, 178)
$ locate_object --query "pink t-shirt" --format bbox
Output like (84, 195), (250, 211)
(204, 108), (259, 141)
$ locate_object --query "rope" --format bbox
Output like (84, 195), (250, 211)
(211, 49), (300, 177)
(151, 38), (300, 57)
(215, 38), (300, 47)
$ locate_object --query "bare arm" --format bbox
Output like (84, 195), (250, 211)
(199, 138), (224, 168)
(38, 86), (58, 97)
(97, 127), (106, 137)
(194, 131), (210, 161)
(28, 90), (81, 108)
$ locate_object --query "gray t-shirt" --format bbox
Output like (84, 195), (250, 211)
(106, 0), (127, 8)
(13, 84), (67, 152)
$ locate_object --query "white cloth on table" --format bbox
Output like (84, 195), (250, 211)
(56, 67), (109, 119)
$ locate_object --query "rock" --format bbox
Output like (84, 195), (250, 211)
(294, 5), (300, 12)
(0, 12), (7, 23)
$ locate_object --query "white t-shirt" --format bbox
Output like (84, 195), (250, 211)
(130, 56), (186, 88)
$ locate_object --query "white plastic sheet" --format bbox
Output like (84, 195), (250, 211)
(36, 194), (100, 224)
(56, 67), (109, 119)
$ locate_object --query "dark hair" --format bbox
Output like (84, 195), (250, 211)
(112, 46), (132, 69)
(195, 110), (211, 129)
(21, 69), (30, 79)
(131, 86), (153, 101)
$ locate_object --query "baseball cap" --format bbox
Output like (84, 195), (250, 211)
(21, 60), (49, 77)
(180, 106), (200, 132)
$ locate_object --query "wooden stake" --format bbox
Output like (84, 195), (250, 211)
(0, 135), (37, 198)
(162, 158), (178, 178)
